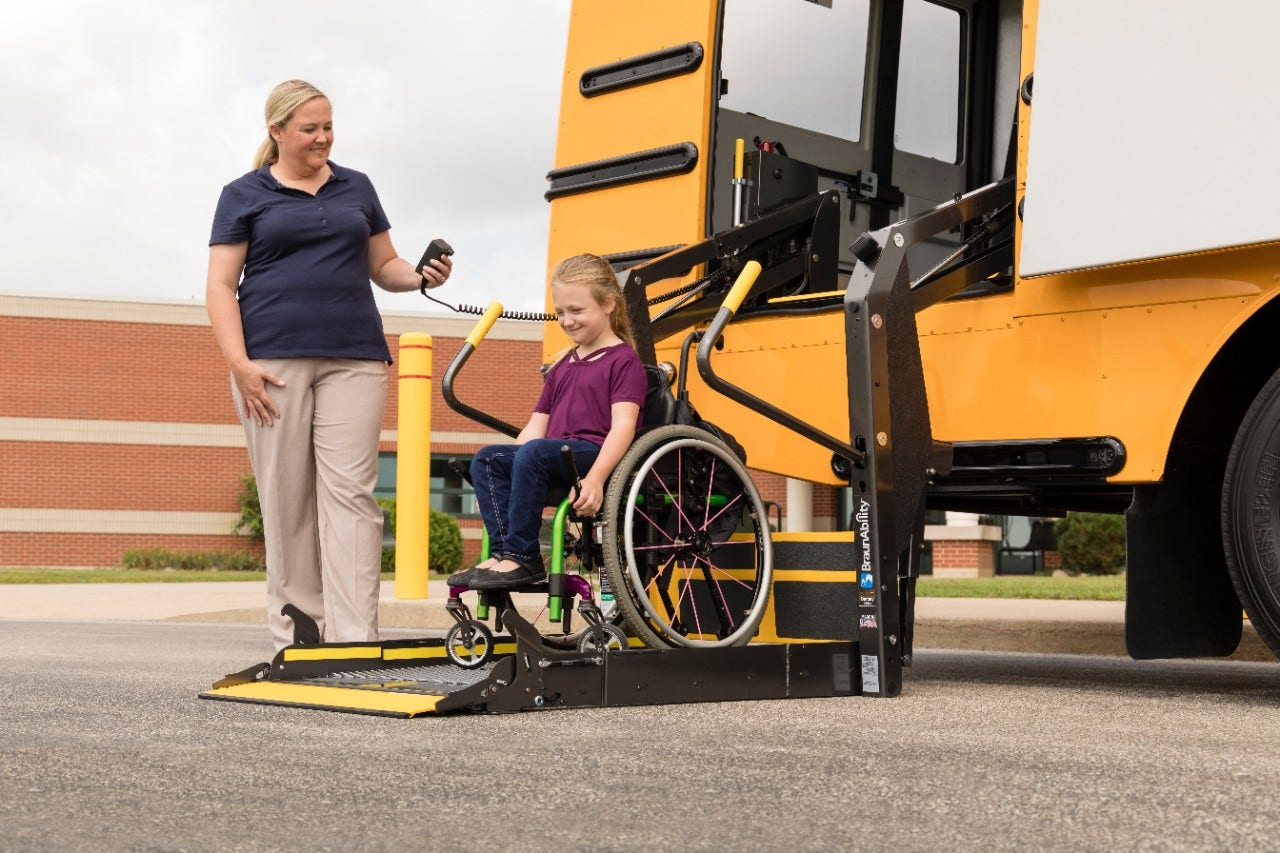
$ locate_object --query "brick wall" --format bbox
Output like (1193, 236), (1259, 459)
(2, 295), (845, 569)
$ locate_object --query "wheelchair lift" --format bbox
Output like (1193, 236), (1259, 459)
(202, 609), (860, 718)
(202, 177), (1010, 716)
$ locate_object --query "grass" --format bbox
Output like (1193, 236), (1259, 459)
(0, 569), (268, 584)
(1, 569), (1125, 599)
(916, 574), (1124, 601)
(0, 569), (449, 585)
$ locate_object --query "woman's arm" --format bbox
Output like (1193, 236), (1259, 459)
(573, 401), (640, 515)
(368, 231), (452, 292)
(206, 243), (285, 426)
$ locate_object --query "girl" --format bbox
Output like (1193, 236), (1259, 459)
(453, 254), (647, 590)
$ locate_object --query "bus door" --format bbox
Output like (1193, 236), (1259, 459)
(711, 0), (1000, 281)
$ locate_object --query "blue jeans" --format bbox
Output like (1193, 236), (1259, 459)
(469, 438), (602, 565)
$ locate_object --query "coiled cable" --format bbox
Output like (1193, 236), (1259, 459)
(420, 290), (556, 322)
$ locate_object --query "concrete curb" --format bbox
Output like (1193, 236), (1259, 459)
(3, 580), (1275, 662)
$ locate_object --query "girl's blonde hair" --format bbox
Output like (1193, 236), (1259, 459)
(551, 253), (635, 350)
(252, 79), (328, 169)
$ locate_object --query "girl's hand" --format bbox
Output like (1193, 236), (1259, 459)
(572, 477), (605, 516)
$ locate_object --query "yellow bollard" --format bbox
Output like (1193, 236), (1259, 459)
(395, 333), (432, 599)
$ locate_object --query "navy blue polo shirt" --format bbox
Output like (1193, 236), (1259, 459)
(209, 161), (393, 362)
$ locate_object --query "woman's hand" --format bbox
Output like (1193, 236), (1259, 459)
(369, 231), (453, 292)
(420, 252), (453, 289)
(233, 360), (285, 427)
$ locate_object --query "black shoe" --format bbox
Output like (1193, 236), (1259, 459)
(446, 566), (480, 587)
(470, 558), (547, 590)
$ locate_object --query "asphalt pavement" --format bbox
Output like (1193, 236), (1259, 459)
(3, 619), (1280, 851)
(1, 578), (1274, 661)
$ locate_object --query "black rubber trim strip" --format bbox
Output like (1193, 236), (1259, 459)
(545, 143), (699, 201)
(948, 437), (1127, 479)
(579, 42), (704, 97)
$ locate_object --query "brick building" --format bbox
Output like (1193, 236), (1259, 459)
(2, 293), (1046, 574)
(0, 293), (826, 569)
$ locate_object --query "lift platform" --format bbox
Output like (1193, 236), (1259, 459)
(200, 609), (863, 717)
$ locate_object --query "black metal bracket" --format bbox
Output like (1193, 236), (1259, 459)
(841, 178), (1014, 693)
(623, 190), (843, 364)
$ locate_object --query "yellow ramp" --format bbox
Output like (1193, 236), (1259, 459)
(202, 681), (445, 718)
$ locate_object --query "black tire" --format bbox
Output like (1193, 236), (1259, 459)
(444, 620), (494, 668)
(1222, 368), (1280, 657)
(602, 424), (773, 648)
(577, 623), (628, 653)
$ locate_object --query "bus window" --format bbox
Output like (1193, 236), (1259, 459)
(894, 0), (962, 163)
(719, 0), (870, 142)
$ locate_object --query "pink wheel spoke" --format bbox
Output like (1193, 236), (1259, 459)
(703, 458), (716, 527)
(632, 504), (676, 544)
(672, 562), (703, 637)
(693, 553), (758, 590)
(707, 571), (737, 630)
(701, 493), (744, 531)
(643, 553), (678, 595)
(651, 463), (695, 533)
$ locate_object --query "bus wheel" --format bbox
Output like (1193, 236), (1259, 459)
(1222, 368), (1280, 658)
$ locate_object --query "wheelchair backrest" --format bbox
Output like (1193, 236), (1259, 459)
(642, 364), (678, 430)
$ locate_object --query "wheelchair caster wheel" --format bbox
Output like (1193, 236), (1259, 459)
(445, 620), (495, 668)
(577, 623), (628, 654)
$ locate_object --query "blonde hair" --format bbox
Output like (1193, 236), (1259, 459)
(551, 253), (635, 349)
(252, 80), (328, 169)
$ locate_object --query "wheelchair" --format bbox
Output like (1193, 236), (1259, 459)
(441, 325), (775, 669)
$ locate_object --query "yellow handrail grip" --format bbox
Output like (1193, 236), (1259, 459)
(465, 302), (505, 348)
(734, 137), (745, 180)
(723, 260), (762, 315)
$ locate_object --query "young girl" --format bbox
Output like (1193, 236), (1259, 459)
(453, 253), (648, 590)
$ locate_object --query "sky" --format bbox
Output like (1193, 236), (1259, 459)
(0, 0), (572, 314)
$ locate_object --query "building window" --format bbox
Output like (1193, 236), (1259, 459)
(375, 452), (479, 518)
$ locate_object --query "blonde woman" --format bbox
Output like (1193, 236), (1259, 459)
(206, 79), (453, 651)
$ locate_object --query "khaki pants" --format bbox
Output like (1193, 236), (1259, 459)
(233, 358), (387, 651)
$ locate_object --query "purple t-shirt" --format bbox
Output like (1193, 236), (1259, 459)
(535, 343), (647, 446)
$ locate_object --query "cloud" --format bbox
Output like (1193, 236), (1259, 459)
(0, 0), (571, 312)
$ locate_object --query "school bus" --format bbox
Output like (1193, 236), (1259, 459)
(538, 0), (1280, 669)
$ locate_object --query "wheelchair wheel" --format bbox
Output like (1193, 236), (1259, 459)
(445, 620), (494, 668)
(602, 424), (773, 648)
(577, 623), (628, 653)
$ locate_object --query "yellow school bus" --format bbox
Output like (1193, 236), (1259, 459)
(539, 0), (1280, 667)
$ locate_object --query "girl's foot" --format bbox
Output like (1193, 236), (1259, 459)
(469, 556), (547, 589)
(446, 558), (500, 588)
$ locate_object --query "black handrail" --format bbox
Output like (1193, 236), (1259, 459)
(440, 303), (521, 439)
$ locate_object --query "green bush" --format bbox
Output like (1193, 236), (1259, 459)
(378, 497), (397, 573)
(234, 472), (264, 542)
(1053, 512), (1126, 575)
(236, 479), (463, 575)
(376, 498), (464, 575)
(123, 548), (263, 572)
(428, 508), (464, 574)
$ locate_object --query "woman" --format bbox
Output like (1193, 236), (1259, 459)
(206, 79), (452, 651)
